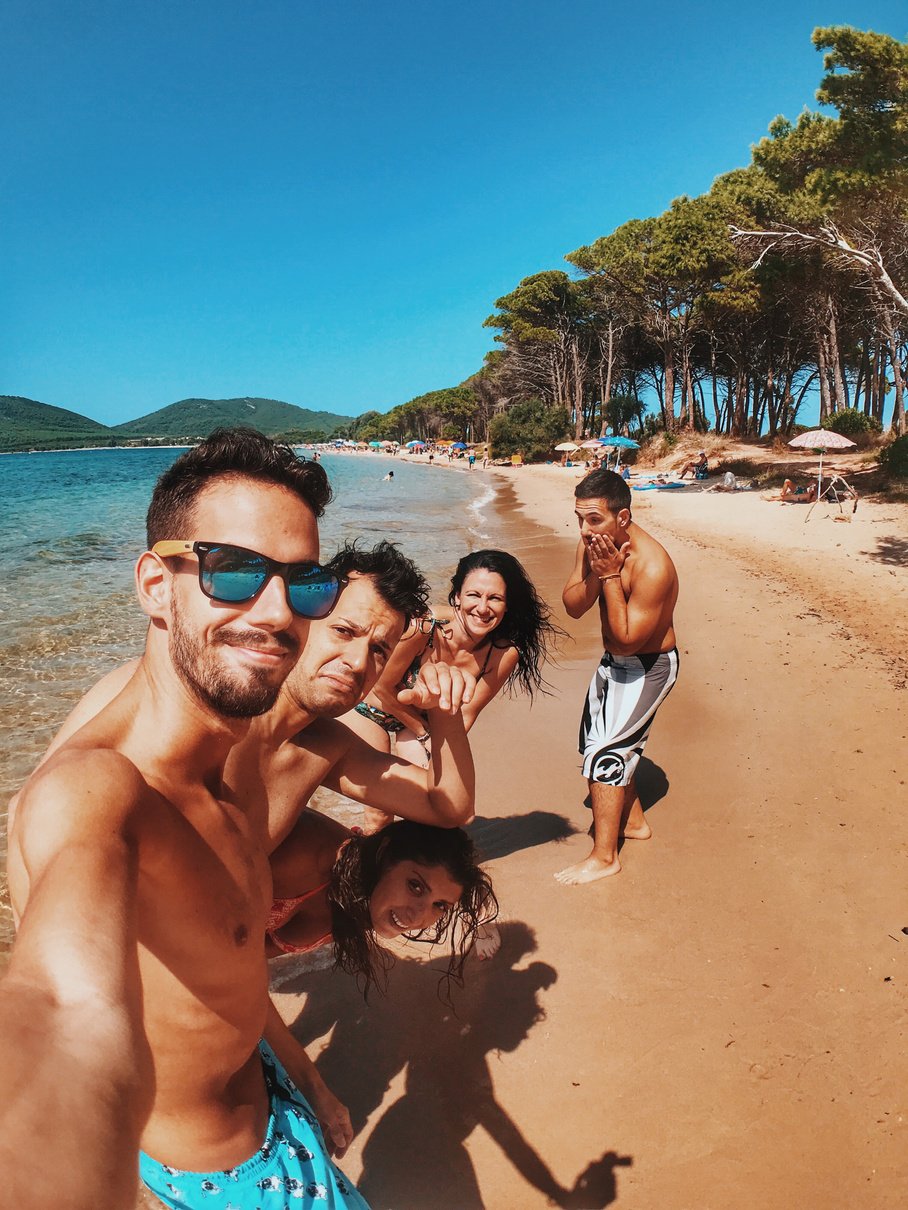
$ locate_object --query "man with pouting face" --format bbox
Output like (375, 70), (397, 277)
(4, 429), (374, 1209)
(558, 468), (680, 886)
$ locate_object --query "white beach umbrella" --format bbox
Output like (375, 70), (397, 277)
(554, 442), (580, 452)
(579, 439), (607, 450)
(787, 429), (856, 499)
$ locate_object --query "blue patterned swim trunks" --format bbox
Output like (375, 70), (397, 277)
(140, 1039), (369, 1209)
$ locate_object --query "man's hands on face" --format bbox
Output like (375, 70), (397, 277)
(585, 532), (630, 580)
(397, 661), (476, 715)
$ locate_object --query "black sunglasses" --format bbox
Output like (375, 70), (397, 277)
(151, 541), (344, 619)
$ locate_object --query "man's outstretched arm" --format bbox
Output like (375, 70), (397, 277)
(2, 755), (153, 1210)
(320, 664), (476, 826)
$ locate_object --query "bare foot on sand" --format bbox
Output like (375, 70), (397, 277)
(473, 922), (501, 961)
(622, 820), (652, 840)
(555, 855), (621, 885)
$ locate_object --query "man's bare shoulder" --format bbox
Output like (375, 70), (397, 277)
(629, 525), (678, 581)
(14, 746), (151, 856)
(10, 745), (153, 918)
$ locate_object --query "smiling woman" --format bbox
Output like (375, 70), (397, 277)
(267, 814), (498, 1002)
(343, 548), (561, 817)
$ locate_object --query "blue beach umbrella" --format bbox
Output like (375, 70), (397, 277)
(602, 434), (639, 472)
(368, 441), (382, 448)
(406, 440), (425, 448)
(451, 441), (468, 450)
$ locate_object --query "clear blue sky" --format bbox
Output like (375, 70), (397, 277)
(2, 1), (905, 426)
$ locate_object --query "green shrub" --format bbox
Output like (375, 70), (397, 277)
(489, 400), (570, 462)
(821, 408), (882, 437)
(880, 433), (908, 479)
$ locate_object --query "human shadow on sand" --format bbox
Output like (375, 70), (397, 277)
(467, 810), (578, 861)
(288, 922), (628, 1208)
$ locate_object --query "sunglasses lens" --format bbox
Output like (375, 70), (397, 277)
(202, 547), (268, 603)
(287, 567), (341, 619)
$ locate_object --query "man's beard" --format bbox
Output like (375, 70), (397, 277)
(170, 598), (297, 719)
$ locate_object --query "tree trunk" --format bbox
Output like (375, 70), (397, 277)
(827, 299), (848, 412)
(883, 314), (906, 436)
(663, 343), (676, 432)
(710, 345), (721, 431)
(817, 335), (832, 420)
(765, 362), (778, 436)
(599, 321), (616, 436)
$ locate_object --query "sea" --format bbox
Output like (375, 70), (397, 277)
(0, 447), (497, 951)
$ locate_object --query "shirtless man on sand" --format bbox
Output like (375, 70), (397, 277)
(557, 468), (679, 886)
(5, 429), (375, 1208)
(15, 529), (476, 1206)
(44, 538), (476, 961)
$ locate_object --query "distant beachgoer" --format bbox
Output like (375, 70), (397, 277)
(679, 450), (708, 479)
(780, 477), (818, 503)
(482, 454), (489, 470)
(428, 451), (435, 466)
(383, 470), (395, 481)
(558, 468), (679, 886)
(621, 465), (631, 481)
(468, 452), (476, 469)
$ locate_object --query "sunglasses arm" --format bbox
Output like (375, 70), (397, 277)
(150, 541), (196, 558)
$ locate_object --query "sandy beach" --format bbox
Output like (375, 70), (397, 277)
(271, 460), (907, 1208)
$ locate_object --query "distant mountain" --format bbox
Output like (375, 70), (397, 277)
(0, 396), (112, 452)
(113, 397), (351, 439)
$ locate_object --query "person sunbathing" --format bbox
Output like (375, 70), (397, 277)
(678, 450), (708, 479)
(780, 478), (818, 503)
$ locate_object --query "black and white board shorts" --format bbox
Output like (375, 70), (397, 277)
(579, 648), (679, 786)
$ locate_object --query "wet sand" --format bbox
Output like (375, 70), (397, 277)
(273, 465), (907, 1207)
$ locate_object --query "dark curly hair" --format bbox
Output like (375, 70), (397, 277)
(575, 467), (631, 514)
(328, 821), (497, 1004)
(326, 540), (430, 629)
(146, 426), (332, 545)
(448, 549), (561, 700)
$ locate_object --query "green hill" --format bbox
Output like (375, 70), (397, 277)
(0, 396), (113, 452)
(113, 397), (351, 440)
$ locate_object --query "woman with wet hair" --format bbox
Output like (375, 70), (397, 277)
(267, 813), (498, 1001)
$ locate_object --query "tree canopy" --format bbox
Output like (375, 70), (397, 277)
(352, 26), (906, 454)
